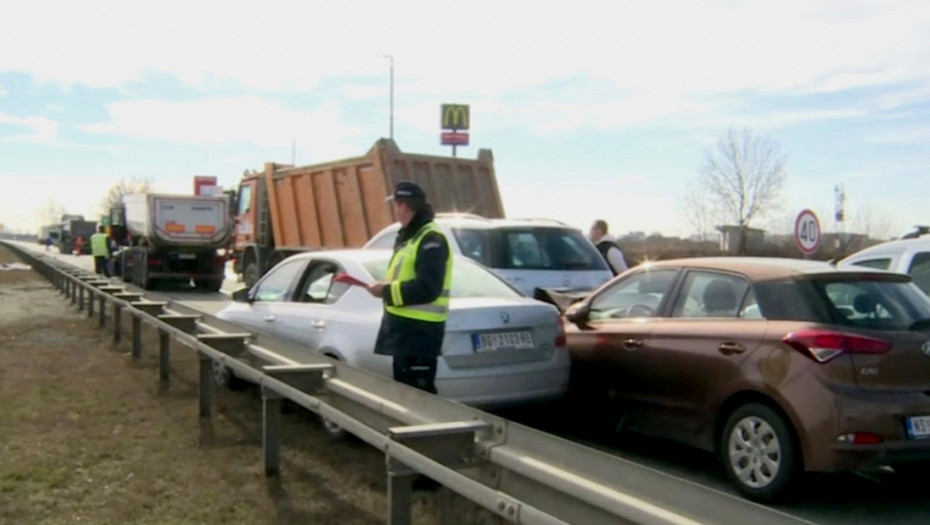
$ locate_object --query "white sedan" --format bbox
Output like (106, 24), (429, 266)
(217, 249), (570, 408)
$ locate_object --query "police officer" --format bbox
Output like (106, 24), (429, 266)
(90, 225), (111, 277)
(366, 181), (452, 394)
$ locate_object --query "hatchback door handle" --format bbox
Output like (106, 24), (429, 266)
(719, 342), (745, 355)
(263, 315), (275, 322)
(622, 338), (643, 351)
(311, 320), (326, 329)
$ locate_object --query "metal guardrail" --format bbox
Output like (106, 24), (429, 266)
(3, 241), (813, 525)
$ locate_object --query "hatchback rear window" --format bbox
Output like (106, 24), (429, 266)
(755, 277), (930, 331)
(452, 227), (608, 271)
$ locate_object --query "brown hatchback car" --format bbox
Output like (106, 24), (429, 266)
(563, 257), (930, 502)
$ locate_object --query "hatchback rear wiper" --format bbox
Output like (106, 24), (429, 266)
(909, 318), (930, 331)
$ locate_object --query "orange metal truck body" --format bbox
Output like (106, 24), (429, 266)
(233, 138), (504, 286)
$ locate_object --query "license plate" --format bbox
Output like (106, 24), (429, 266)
(472, 330), (534, 352)
(178, 253), (196, 260)
(906, 415), (930, 439)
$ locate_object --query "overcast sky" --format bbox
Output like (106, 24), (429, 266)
(1, 0), (929, 240)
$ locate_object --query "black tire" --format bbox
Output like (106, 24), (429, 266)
(211, 360), (249, 391)
(194, 278), (223, 292)
(244, 261), (261, 290)
(136, 252), (151, 290)
(720, 403), (798, 502)
(893, 461), (930, 481)
(121, 253), (133, 283)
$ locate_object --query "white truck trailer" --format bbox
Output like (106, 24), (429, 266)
(113, 193), (231, 291)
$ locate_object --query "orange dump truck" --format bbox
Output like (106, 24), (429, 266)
(232, 138), (505, 287)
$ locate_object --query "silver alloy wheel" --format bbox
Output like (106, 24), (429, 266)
(212, 360), (230, 387)
(727, 415), (781, 489)
(321, 416), (346, 438)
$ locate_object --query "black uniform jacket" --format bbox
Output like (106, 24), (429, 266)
(373, 207), (451, 357)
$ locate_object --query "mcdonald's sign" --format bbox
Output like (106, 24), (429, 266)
(441, 104), (470, 130)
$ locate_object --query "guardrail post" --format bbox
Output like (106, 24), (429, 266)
(87, 291), (95, 317)
(98, 296), (106, 327)
(198, 353), (213, 419)
(262, 386), (283, 476)
(71, 280), (77, 306)
(113, 304), (123, 343)
(78, 285), (85, 311)
(132, 315), (142, 358)
(158, 329), (170, 384)
(386, 458), (415, 525)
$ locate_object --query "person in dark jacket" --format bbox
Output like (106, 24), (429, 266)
(366, 181), (452, 394)
(590, 219), (628, 275)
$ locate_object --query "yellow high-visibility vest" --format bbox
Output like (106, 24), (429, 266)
(90, 233), (109, 256)
(385, 223), (452, 322)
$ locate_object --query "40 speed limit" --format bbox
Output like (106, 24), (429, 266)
(794, 209), (821, 255)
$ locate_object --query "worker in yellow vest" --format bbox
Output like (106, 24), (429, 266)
(89, 225), (111, 277)
(366, 181), (452, 394)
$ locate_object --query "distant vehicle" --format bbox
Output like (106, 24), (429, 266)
(112, 193), (232, 290)
(563, 257), (930, 502)
(59, 217), (96, 255)
(216, 249), (570, 411)
(365, 214), (613, 297)
(839, 237), (930, 295)
(231, 138), (505, 288)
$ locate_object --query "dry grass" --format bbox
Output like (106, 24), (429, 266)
(0, 245), (500, 524)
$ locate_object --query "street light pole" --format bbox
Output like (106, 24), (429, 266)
(384, 54), (394, 140)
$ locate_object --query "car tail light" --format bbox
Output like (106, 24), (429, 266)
(555, 318), (566, 347)
(836, 432), (883, 445)
(783, 328), (891, 363)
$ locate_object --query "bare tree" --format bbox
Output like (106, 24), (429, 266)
(99, 176), (154, 215)
(680, 180), (718, 242)
(852, 204), (896, 241)
(695, 128), (787, 254)
(37, 198), (67, 226)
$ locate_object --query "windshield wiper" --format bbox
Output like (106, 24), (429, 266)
(909, 318), (930, 331)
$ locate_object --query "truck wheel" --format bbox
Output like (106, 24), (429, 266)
(121, 253), (133, 283)
(244, 262), (260, 289)
(194, 279), (223, 292)
(136, 252), (151, 290)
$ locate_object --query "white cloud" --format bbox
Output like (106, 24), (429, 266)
(0, 114), (59, 143)
(79, 96), (366, 155)
(1, 0), (927, 103)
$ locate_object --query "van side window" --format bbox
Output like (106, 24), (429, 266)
(907, 253), (930, 295)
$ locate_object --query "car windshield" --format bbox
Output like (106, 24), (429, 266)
(362, 256), (523, 298)
(755, 276), (930, 331)
(452, 227), (608, 271)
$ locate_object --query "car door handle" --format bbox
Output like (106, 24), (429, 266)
(719, 342), (745, 355)
(263, 315), (275, 322)
(311, 320), (326, 329)
(622, 338), (643, 351)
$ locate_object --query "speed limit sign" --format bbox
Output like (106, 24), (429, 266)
(794, 209), (821, 255)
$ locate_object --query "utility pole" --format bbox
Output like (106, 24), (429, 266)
(384, 55), (394, 140)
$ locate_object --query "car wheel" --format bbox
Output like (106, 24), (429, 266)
(720, 403), (798, 502)
(211, 359), (249, 391)
(320, 415), (347, 440)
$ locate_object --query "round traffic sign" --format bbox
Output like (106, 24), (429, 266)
(794, 209), (821, 255)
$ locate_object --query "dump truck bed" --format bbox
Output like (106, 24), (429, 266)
(262, 139), (504, 250)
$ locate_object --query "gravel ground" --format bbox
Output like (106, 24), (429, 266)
(0, 244), (499, 525)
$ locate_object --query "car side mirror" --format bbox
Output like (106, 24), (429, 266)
(565, 302), (590, 325)
(232, 288), (252, 303)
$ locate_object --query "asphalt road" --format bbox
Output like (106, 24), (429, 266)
(7, 240), (929, 524)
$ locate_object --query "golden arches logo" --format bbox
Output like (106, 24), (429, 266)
(441, 104), (469, 130)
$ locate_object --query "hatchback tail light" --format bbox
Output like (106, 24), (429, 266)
(555, 317), (567, 348)
(783, 328), (891, 363)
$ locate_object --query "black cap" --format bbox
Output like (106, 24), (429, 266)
(387, 181), (426, 202)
